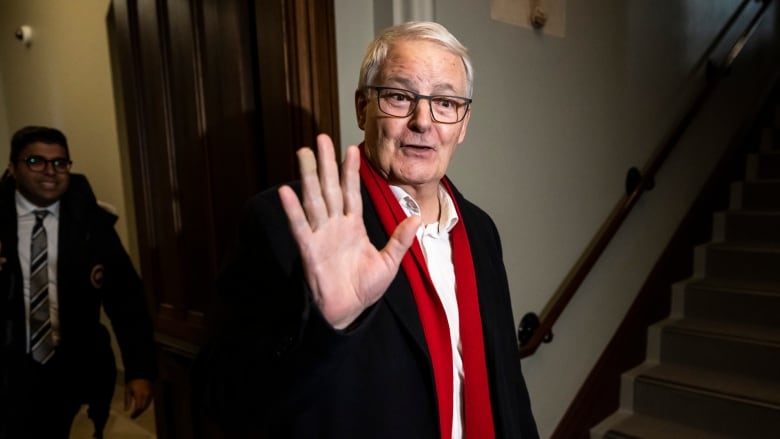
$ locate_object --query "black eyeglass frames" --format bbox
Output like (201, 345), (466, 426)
(18, 155), (72, 173)
(367, 86), (472, 124)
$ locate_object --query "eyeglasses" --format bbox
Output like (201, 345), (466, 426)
(18, 155), (72, 173)
(367, 86), (472, 124)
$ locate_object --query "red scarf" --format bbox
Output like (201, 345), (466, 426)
(359, 148), (495, 439)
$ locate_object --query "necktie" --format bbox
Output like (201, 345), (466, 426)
(29, 209), (54, 364)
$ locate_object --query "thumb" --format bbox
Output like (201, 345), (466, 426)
(382, 214), (421, 266)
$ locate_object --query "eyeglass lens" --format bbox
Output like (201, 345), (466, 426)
(375, 88), (469, 123)
(24, 155), (71, 173)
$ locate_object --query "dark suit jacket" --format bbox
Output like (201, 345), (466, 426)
(199, 180), (538, 438)
(0, 173), (157, 435)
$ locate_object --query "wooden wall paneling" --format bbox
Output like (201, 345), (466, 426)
(109, 1), (252, 436)
(287, 0), (340, 148)
(109, 0), (179, 330)
(135, 0), (209, 344)
(197, 0), (263, 264)
(254, 0), (297, 187)
(162, 0), (216, 326)
(109, 0), (340, 436)
(255, 0), (341, 188)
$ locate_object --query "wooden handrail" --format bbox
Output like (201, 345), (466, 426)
(518, 0), (773, 358)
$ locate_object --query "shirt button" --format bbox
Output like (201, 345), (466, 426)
(404, 197), (419, 214)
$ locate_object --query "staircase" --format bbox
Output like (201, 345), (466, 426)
(591, 104), (780, 438)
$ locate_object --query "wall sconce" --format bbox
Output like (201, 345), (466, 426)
(491, 0), (567, 38)
(14, 25), (33, 46)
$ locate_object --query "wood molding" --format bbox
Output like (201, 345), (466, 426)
(255, 0), (340, 188)
(108, 1), (339, 437)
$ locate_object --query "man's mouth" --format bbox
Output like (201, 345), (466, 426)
(39, 180), (58, 189)
(402, 144), (434, 150)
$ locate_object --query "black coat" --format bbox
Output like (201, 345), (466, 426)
(199, 181), (538, 438)
(0, 173), (157, 435)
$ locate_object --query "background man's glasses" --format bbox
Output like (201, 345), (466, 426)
(368, 86), (472, 124)
(19, 155), (72, 173)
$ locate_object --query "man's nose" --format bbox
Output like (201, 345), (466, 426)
(409, 98), (434, 129)
(42, 161), (57, 174)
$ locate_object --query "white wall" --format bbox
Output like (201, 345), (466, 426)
(334, 0), (779, 436)
(335, 1), (375, 147)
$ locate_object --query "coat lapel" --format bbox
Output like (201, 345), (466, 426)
(361, 187), (429, 358)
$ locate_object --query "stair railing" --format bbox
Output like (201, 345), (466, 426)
(517, 0), (774, 358)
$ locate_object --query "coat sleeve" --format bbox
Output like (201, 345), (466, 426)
(98, 217), (158, 382)
(193, 188), (374, 432)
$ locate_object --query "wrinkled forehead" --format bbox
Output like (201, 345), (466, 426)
(378, 40), (469, 93)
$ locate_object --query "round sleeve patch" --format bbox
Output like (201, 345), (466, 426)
(90, 264), (105, 289)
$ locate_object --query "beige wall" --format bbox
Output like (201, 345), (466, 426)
(0, 68), (9, 160)
(0, 0), (135, 261)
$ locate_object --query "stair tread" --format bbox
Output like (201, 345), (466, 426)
(708, 241), (780, 252)
(687, 277), (780, 294)
(723, 209), (780, 216)
(602, 412), (736, 439)
(742, 178), (780, 183)
(688, 277), (780, 294)
(664, 317), (780, 344)
(638, 363), (780, 407)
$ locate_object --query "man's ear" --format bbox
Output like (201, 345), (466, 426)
(456, 108), (471, 145)
(355, 89), (368, 130)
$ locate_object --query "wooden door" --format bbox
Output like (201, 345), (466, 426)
(107, 1), (339, 437)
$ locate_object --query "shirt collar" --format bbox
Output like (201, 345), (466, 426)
(15, 190), (61, 219)
(389, 184), (459, 234)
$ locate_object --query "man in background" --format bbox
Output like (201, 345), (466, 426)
(0, 126), (157, 438)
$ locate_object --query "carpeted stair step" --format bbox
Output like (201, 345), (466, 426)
(631, 364), (780, 438)
(675, 279), (780, 327)
(714, 210), (780, 244)
(655, 318), (780, 382)
(596, 412), (736, 439)
(731, 180), (780, 210)
(759, 113), (779, 151)
(760, 126), (780, 152)
(703, 243), (780, 284)
(746, 152), (780, 179)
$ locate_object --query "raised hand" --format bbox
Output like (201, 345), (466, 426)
(278, 134), (420, 330)
(124, 378), (153, 419)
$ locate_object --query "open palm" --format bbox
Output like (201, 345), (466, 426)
(278, 134), (420, 330)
